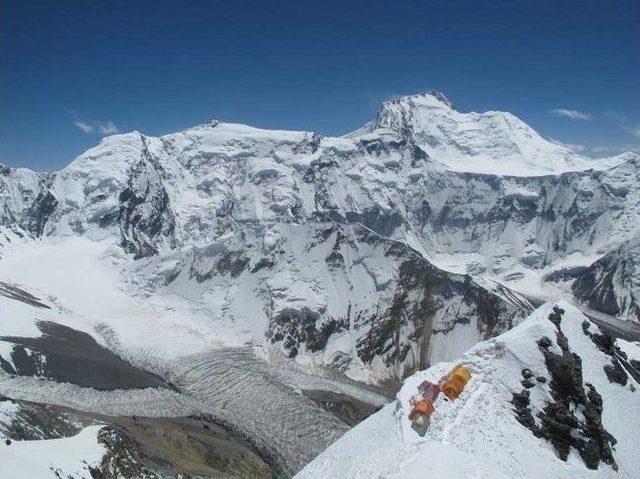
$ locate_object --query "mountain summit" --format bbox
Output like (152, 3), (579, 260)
(360, 91), (626, 176)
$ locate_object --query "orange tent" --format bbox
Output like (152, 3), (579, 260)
(439, 365), (471, 400)
(409, 398), (435, 420)
(408, 365), (472, 436)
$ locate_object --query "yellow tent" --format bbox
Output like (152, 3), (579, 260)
(440, 365), (471, 400)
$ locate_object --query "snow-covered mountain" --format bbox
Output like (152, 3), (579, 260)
(1, 91), (639, 385)
(572, 235), (640, 321)
(353, 91), (624, 176)
(1, 91), (640, 478)
(295, 302), (640, 479)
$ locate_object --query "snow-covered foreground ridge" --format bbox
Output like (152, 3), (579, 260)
(0, 426), (106, 479)
(296, 302), (640, 479)
(1, 90), (639, 382)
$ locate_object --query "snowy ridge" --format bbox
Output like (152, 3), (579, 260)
(296, 302), (640, 479)
(1, 91), (640, 477)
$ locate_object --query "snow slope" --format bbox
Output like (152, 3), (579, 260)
(0, 226), (528, 385)
(0, 425), (106, 479)
(1, 92), (639, 477)
(0, 270), (387, 476)
(296, 302), (640, 479)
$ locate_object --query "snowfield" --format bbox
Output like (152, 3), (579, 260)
(0, 248), (389, 476)
(296, 302), (640, 479)
(357, 92), (627, 176)
(0, 425), (105, 479)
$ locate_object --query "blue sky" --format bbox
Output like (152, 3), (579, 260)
(2, 0), (639, 170)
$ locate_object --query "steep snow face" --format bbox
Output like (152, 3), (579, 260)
(296, 302), (640, 479)
(0, 225), (526, 386)
(0, 164), (55, 246)
(3, 94), (638, 268)
(573, 235), (640, 322)
(144, 222), (527, 383)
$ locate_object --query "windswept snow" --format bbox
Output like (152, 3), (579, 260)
(2, 91), (639, 332)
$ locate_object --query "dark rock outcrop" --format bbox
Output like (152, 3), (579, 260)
(512, 306), (618, 471)
(118, 137), (176, 259)
(0, 321), (172, 391)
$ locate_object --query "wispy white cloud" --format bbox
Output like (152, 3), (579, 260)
(591, 144), (640, 155)
(99, 120), (119, 135)
(74, 120), (94, 134)
(71, 116), (119, 136)
(623, 124), (640, 138)
(603, 110), (627, 123)
(548, 137), (585, 153)
(550, 108), (592, 121)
